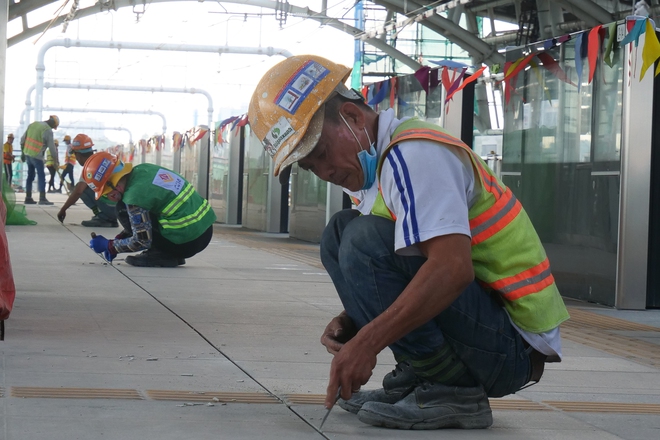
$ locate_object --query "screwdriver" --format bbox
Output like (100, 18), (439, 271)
(318, 387), (341, 432)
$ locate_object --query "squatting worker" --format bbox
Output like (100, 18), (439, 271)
(247, 55), (569, 430)
(57, 134), (119, 228)
(83, 152), (216, 267)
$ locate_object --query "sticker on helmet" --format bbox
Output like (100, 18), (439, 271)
(263, 117), (294, 157)
(275, 60), (329, 114)
(152, 169), (185, 195)
(93, 158), (112, 182)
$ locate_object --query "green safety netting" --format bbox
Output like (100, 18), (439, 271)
(1, 183), (36, 225)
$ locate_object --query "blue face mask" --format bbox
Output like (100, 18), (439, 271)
(356, 143), (377, 190)
(340, 113), (377, 190)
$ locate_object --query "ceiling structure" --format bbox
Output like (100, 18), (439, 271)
(6, 0), (657, 68)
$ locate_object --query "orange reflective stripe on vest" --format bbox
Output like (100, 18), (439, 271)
(488, 258), (555, 301)
(24, 136), (43, 154)
(469, 188), (522, 245)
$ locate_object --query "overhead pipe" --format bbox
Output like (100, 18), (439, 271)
(41, 81), (214, 132)
(43, 106), (167, 134)
(33, 38), (293, 123)
(57, 125), (133, 144)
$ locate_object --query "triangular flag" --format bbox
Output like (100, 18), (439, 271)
(641, 19), (660, 80)
(413, 66), (431, 93)
(587, 25), (604, 85)
(603, 22), (617, 67)
(389, 77), (397, 108)
(621, 18), (647, 47)
(536, 52), (576, 86)
(368, 80), (389, 106)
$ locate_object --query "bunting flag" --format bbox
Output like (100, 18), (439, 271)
(536, 52), (576, 86)
(413, 65), (431, 93)
(446, 65), (487, 103)
(428, 60), (471, 69)
(603, 22), (617, 67)
(620, 17), (647, 47)
(234, 114), (249, 134)
(368, 79), (390, 105)
(444, 68), (467, 104)
(641, 18), (660, 80)
(361, 85), (369, 101)
(172, 131), (182, 151)
(138, 139), (147, 153)
(389, 77), (397, 108)
(430, 68), (440, 90)
(587, 25), (604, 84)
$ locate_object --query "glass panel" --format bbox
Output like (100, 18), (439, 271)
(242, 131), (269, 231)
(396, 74), (426, 119)
(288, 164), (327, 243)
(209, 130), (231, 222)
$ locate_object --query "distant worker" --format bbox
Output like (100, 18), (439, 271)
(3, 133), (14, 184)
(57, 134), (118, 228)
(84, 152), (216, 267)
(59, 135), (76, 192)
(20, 115), (60, 205)
(46, 139), (59, 193)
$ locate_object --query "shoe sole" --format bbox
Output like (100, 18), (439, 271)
(125, 256), (180, 268)
(81, 223), (119, 228)
(357, 408), (492, 430)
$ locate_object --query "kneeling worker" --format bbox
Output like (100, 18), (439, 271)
(57, 134), (118, 227)
(84, 151), (216, 267)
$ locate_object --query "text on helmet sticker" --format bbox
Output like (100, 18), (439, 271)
(152, 169), (185, 195)
(263, 117), (295, 157)
(275, 60), (329, 115)
(93, 158), (112, 182)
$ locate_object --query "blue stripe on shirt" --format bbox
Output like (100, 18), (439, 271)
(391, 146), (420, 244)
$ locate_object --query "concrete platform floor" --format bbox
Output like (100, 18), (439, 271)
(1, 193), (659, 440)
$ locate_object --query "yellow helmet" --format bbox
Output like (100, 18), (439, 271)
(248, 55), (352, 176)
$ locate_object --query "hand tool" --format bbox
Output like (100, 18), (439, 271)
(318, 388), (341, 432)
(90, 232), (112, 266)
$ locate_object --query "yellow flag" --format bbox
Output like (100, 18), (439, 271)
(641, 19), (660, 81)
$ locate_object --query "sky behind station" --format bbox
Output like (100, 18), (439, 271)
(4, 0), (358, 145)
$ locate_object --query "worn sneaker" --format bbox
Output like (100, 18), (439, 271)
(81, 216), (119, 228)
(338, 361), (416, 414)
(24, 197), (36, 205)
(125, 249), (180, 268)
(357, 382), (492, 430)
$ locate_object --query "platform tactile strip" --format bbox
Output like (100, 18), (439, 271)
(544, 401), (660, 414)
(11, 387), (143, 399)
(146, 390), (279, 404)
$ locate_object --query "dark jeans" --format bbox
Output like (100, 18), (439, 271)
(60, 164), (74, 187)
(25, 156), (46, 193)
(80, 187), (118, 222)
(3, 163), (11, 184)
(117, 201), (213, 259)
(46, 165), (57, 189)
(320, 209), (531, 398)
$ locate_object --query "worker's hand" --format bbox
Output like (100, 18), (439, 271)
(59, 164), (66, 170)
(325, 334), (377, 409)
(57, 208), (66, 223)
(321, 312), (357, 356)
(89, 235), (116, 262)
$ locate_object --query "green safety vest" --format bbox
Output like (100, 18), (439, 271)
(23, 122), (49, 158)
(370, 119), (569, 333)
(122, 163), (216, 244)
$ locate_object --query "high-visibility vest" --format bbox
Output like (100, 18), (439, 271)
(23, 122), (49, 158)
(66, 152), (76, 165)
(3, 143), (12, 165)
(45, 149), (57, 166)
(368, 119), (569, 333)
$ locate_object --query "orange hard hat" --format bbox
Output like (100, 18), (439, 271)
(71, 134), (94, 153)
(248, 55), (352, 176)
(82, 151), (133, 199)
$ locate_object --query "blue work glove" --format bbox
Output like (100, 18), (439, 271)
(89, 235), (116, 262)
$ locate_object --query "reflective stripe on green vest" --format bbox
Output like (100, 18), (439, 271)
(121, 164), (216, 244)
(371, 119), (569, 333)
(23, 122), (48, 157)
